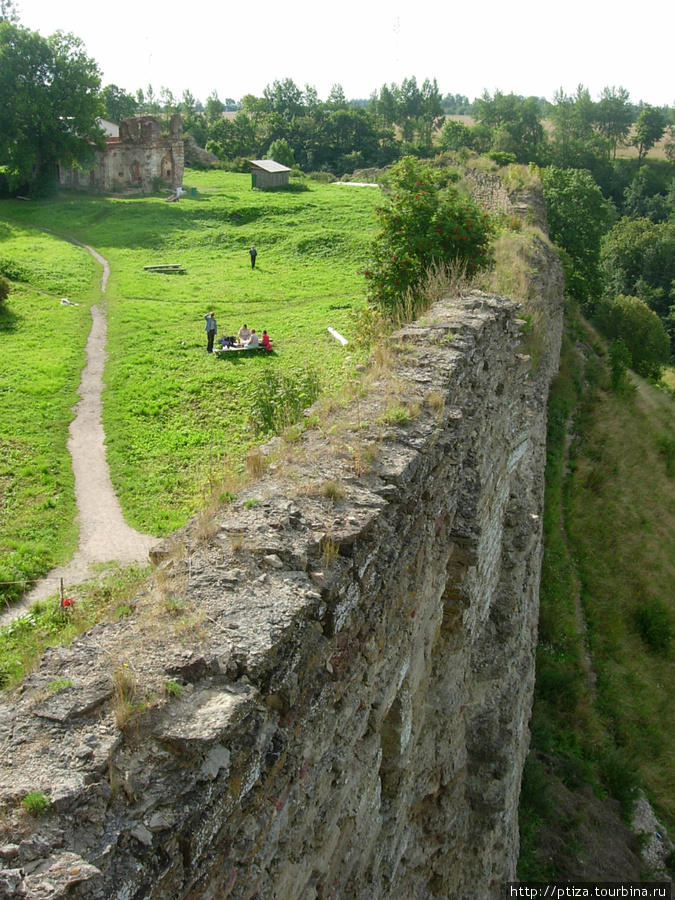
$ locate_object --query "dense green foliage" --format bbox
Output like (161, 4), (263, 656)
(364, 158), (491, 309)
(473, 90), (546, 162)
(594, 294), (670, 379)
(601, 218), (675, 321)
(0, 21), (103, 193)
(540, 167), (612, 306)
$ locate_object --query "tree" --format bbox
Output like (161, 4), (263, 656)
(263, 78), (305, 118)
(266, 138), (295, 168)
(594, 294), (670, 379)
(365, 157), (492, 310)
(101, 84), (137, 123)
(206, 111), (256, 160)
(0, 0), (19, 22)
(439, 119), (474, 152)
(596, 86), (632, 158)
(631, 105), (665, 164)
(326, 84), (348, 111)
(316, 108), (380, 174)
(601, 217), (675, 320)
(0, 22), (103, 192)
(136, 84), (160, 114)
(205, 90), (224, 127)
(622, 169), (670, 223)
(472, 91), (545, 162)
(369, 77), (443, 149)
(540, 166), (611, 306)
(159, 85), (180, 126)
(441, 93), (472, 115)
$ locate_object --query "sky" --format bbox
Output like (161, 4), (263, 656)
(15, 0), (675, 108)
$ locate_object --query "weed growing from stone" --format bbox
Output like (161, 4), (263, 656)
(48, 677), (73, 693)
(164, 678), (183, 698)
(378, 406), (410, 426)
(22, 792), (50, 817)
(112, 664), (140, 731)
(321, 481), (346, 502)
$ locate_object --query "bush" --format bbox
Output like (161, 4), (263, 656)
(308, 171), (335, 183)
(487, 151), (518, 166)
(22, 791), (50, 816)
(364, 157), (492, 312)
(249, 367), (321, 436)
(608, 338), (632, 392)
(266, 139), (295, 169)
(0, 274), (9, 304)
(595, 294), (670, 380)
(632, 600), (673, 655)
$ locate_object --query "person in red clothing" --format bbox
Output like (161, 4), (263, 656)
(261, 330), (273, 351)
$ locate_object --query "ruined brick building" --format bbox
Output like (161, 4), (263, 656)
(57, 114), (184, 193)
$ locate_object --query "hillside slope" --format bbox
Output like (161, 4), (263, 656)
(519, 307), (675, 880)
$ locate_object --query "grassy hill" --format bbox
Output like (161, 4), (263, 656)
(0, 172), (380, 602)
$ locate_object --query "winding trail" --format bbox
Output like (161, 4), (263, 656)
(0, 239), (159, 626)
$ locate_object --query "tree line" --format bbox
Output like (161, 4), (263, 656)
(2, 8), (674, 189)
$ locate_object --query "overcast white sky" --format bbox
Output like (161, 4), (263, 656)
(16, 0), (674, 108)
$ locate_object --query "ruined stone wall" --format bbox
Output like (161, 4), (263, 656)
(0, 229), (565, 899)
(58, 115), (184, 193)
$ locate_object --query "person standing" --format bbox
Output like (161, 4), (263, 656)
(249, 245), (257, 269)
(204, 312), (217, 353)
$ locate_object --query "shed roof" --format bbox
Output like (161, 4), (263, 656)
(250, 159), (291, 173)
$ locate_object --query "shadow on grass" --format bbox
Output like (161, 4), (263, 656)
(0, 303), (20, 332)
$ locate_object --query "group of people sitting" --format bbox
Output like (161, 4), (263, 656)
(218, 323), (273, 352)
(204, 314), (273, 353)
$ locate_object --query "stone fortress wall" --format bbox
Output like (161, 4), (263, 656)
(0, 184), (565, 899)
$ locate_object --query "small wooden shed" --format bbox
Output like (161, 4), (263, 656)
(250, 159), (291, 190)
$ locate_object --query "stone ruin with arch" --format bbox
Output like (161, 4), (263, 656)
(57, 114), (184, 193)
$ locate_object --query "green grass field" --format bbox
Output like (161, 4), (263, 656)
(0, 223), (99, 602)
(0, 171), (381, 602)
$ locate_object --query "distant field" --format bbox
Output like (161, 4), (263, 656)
(0, 172), (381, 598)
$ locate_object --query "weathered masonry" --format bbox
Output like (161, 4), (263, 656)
(57, 115), (184, 193)
(0, 199), (564, 900)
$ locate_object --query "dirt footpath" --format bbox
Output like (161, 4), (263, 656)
(0, 241), (159, 627)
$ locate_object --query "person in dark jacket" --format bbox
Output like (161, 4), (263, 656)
(204, 312), (217, 352)
(249, 245), (257, 269)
